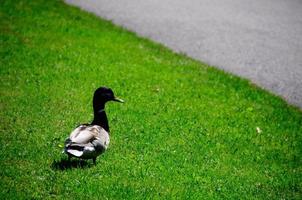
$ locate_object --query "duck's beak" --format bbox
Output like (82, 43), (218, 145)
(113, 97), (124, 103)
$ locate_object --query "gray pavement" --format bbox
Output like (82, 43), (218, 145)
(66, 0), (302, 108)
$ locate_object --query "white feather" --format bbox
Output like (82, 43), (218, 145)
(67, 149), (83, 157)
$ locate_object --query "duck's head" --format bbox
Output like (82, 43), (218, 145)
(93, 87), (124, 111)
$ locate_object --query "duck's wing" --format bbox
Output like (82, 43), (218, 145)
(68, 125), (100, 144)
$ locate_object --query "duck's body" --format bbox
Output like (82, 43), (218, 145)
(63, 87), (123, 164)
(64, 124), (109, 161)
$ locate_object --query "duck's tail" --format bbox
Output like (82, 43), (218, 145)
(65, 144), (85, 157)
(63, 138), (84, 157)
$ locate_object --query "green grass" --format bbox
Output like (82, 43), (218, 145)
(1, 0), (301, 199)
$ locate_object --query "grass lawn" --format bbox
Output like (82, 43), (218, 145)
(1, 0), (301, 199)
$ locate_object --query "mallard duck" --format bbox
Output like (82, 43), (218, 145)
(63, 87), (123, 164)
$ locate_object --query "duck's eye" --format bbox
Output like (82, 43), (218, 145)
(102, 92), (113, 100)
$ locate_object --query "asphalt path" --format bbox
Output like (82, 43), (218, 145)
(66, 0), (302, 108)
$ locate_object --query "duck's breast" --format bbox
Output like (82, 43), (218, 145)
(94, 126), (110, 149)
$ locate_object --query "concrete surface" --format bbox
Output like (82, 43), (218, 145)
(66, 0), (302, 108)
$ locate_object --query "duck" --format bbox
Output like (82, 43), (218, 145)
(63, 86), (124, 164)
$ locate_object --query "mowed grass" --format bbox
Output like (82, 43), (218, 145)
(1, 0), (301, 199)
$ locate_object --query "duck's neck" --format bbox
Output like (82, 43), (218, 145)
(92, 105), (109, 132)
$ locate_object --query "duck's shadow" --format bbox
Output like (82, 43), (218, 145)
(51, 159), (93, 170)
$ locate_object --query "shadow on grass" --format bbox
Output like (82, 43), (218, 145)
(51, 159), (93, 170)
